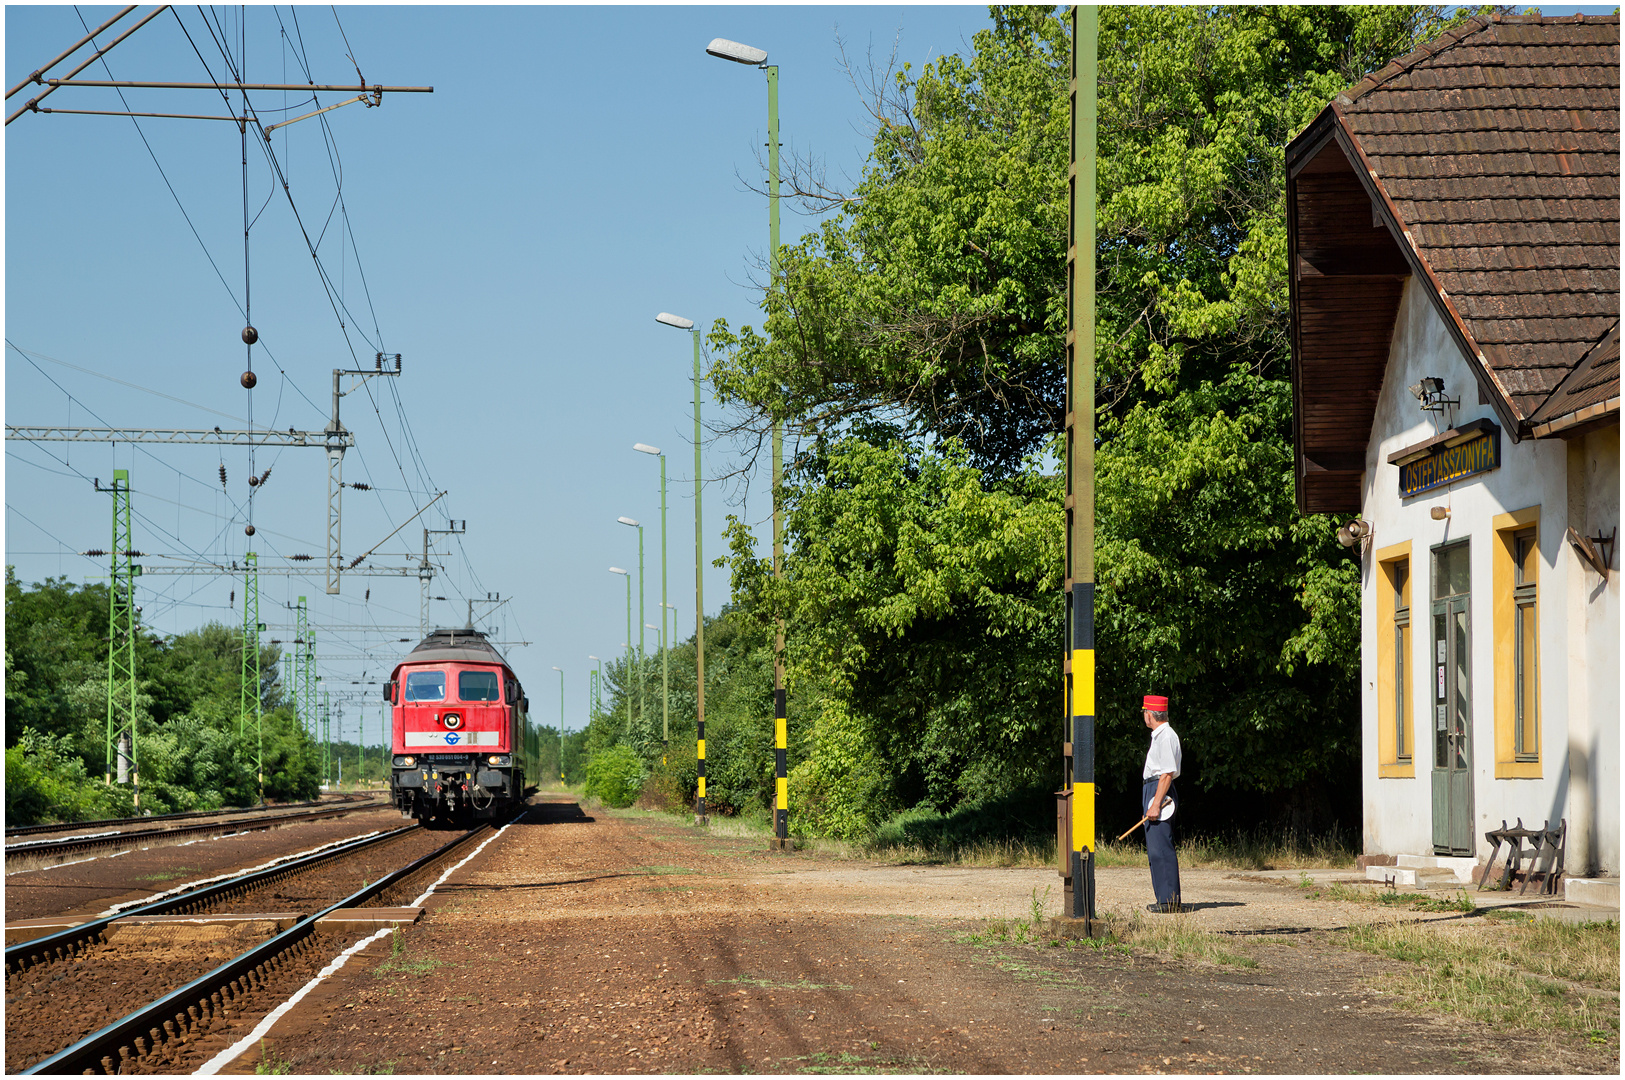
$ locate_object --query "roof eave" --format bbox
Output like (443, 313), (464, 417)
(1326, 103), (1530, 442)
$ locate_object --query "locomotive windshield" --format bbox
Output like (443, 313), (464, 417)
(404, 671), (446, 701)
(458, 670), (501, 702)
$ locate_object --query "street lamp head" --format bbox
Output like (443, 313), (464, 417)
(588, 654), (600, 661)
(633, 443), (662, 456)
(707, 38), (768, 65)
(646, 623), (660, 631)
(617, 516), (641, 528)
(552, 666), (562, 672)
(608, 567), (628, 576)
(655, 312), (695, 330)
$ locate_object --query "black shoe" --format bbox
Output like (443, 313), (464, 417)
(1145, 901), (1184, 914)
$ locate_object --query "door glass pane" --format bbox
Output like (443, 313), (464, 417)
(1434, 611), (1449, 768)
(1452, 607), (1470, 771)
(1434, 542), (1470, 598)
(1517, 601), (1538, 758)
(1395, 623), (1407, 759)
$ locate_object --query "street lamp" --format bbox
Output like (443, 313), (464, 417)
(617, 516), (646, 737)
(657, 309), (708, 822)
(587, 654), (602, 723)
(634, 442), (670, 760)
(551, 666), (564, 786)
(708, 35), (787, 848)
(608, 567), (632, 731)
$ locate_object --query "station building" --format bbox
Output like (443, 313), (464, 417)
(1286, 15), (1620, 888)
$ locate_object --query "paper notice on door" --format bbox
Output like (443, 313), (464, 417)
(1437, 666), (1446, 699)
(1436, 705), (1448, 730)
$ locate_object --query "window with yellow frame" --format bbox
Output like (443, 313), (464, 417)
(1493, 507), (1540, 778)
(1375, 542), (1414, 776)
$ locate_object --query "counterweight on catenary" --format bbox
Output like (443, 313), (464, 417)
(385, 627), (530, 826)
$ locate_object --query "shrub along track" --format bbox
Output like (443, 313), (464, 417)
(4, 819), (484, 1073)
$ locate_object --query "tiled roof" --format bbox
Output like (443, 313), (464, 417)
(1530, 320), (1619, 430)
(1335, 14), (1620, 425)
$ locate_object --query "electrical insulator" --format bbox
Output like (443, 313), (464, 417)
(219, 465), (228, 488)
(258, 468), (272, 487)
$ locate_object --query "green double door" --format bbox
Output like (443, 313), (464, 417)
(1431, 542), (1473, 856)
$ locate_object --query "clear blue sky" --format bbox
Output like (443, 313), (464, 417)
(4, 4), (1610, 748)
(4, 5), (1000, 747)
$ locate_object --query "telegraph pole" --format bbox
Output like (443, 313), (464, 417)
(1064, 4), (1099, 930)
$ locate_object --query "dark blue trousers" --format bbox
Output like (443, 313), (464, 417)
(1142, 777), (1181, 905)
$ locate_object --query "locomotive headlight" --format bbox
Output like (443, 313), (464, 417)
(442, 712), (463, 730)
(487, 755), (511, 766)
(393, 755), (416, 768)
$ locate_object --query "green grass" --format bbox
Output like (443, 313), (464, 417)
(1341, 917), (1620, 1045)
(135, 867), (199, 883)
(1115, 909), (1259, 968)
(254, 1040), (292, 1075)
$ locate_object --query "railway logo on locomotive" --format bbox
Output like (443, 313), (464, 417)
(403, 730), (498, 747)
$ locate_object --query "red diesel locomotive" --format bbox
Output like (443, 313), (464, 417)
(386, 627), (531, 825)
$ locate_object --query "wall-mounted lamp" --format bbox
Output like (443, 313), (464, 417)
(1407, 376), (1459, 414)
(1430, 506), (1450, 521)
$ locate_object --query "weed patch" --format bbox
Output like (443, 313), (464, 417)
(1340, 918), (1620, 1045)
(1117, 910), (1259, 968)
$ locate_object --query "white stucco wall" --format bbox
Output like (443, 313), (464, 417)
(1357, 277), (1617, 871)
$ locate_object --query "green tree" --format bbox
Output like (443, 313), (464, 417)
(706, 6), (1486, 835)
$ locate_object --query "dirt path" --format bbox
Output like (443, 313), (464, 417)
(214, 800), (1618, 1075)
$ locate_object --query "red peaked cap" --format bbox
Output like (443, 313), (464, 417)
(1143, 695), (1169, 710)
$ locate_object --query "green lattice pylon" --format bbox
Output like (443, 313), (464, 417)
(293, 596), (315, 736)
(240, 552), (265, 802)
(319, 690), (332, 786)
(104, 469), (141, 806)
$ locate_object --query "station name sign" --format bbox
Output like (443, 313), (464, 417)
(1393, 419), (1501, 498)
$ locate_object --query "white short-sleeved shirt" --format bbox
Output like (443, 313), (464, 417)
(1142, 722), (1182, 780)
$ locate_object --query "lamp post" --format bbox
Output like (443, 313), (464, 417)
(551, 666), (564, 787)
(587, 654), (602, 720)
(634, 443), (670, 759)
(708, 35), (787, 848)
(617, 517), (646, 738)
(657, 310), (707, 822)
(608, 567), (631, 731)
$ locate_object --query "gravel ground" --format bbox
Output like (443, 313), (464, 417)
(201, 800), (1618, 1075)
(3, 825), (457, 1072)
(4, 808), (409, 922)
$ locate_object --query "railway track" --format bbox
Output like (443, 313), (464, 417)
(7, 815), (505, 1074)
(4, 799), (389, 868)
(3, 793), (378, 840)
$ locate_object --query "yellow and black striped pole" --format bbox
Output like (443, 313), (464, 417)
(1065, 4), (1099, 928)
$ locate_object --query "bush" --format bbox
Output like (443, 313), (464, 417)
(583, 743), (645, 808)
(5, 727), (136, 824)
(871, 785), (1056, 854)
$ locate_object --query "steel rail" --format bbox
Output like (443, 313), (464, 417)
(24, 821), (497, 1075)
(5, 801), (385, 862)
(4, 795), (375, 838)
(5, 822), (416, 972)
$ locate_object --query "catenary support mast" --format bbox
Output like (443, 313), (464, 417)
(104, 469), (140, 806)
(1065, 4), (1099, 928)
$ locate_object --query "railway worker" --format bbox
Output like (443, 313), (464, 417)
(1141, 694), (1183, 913)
